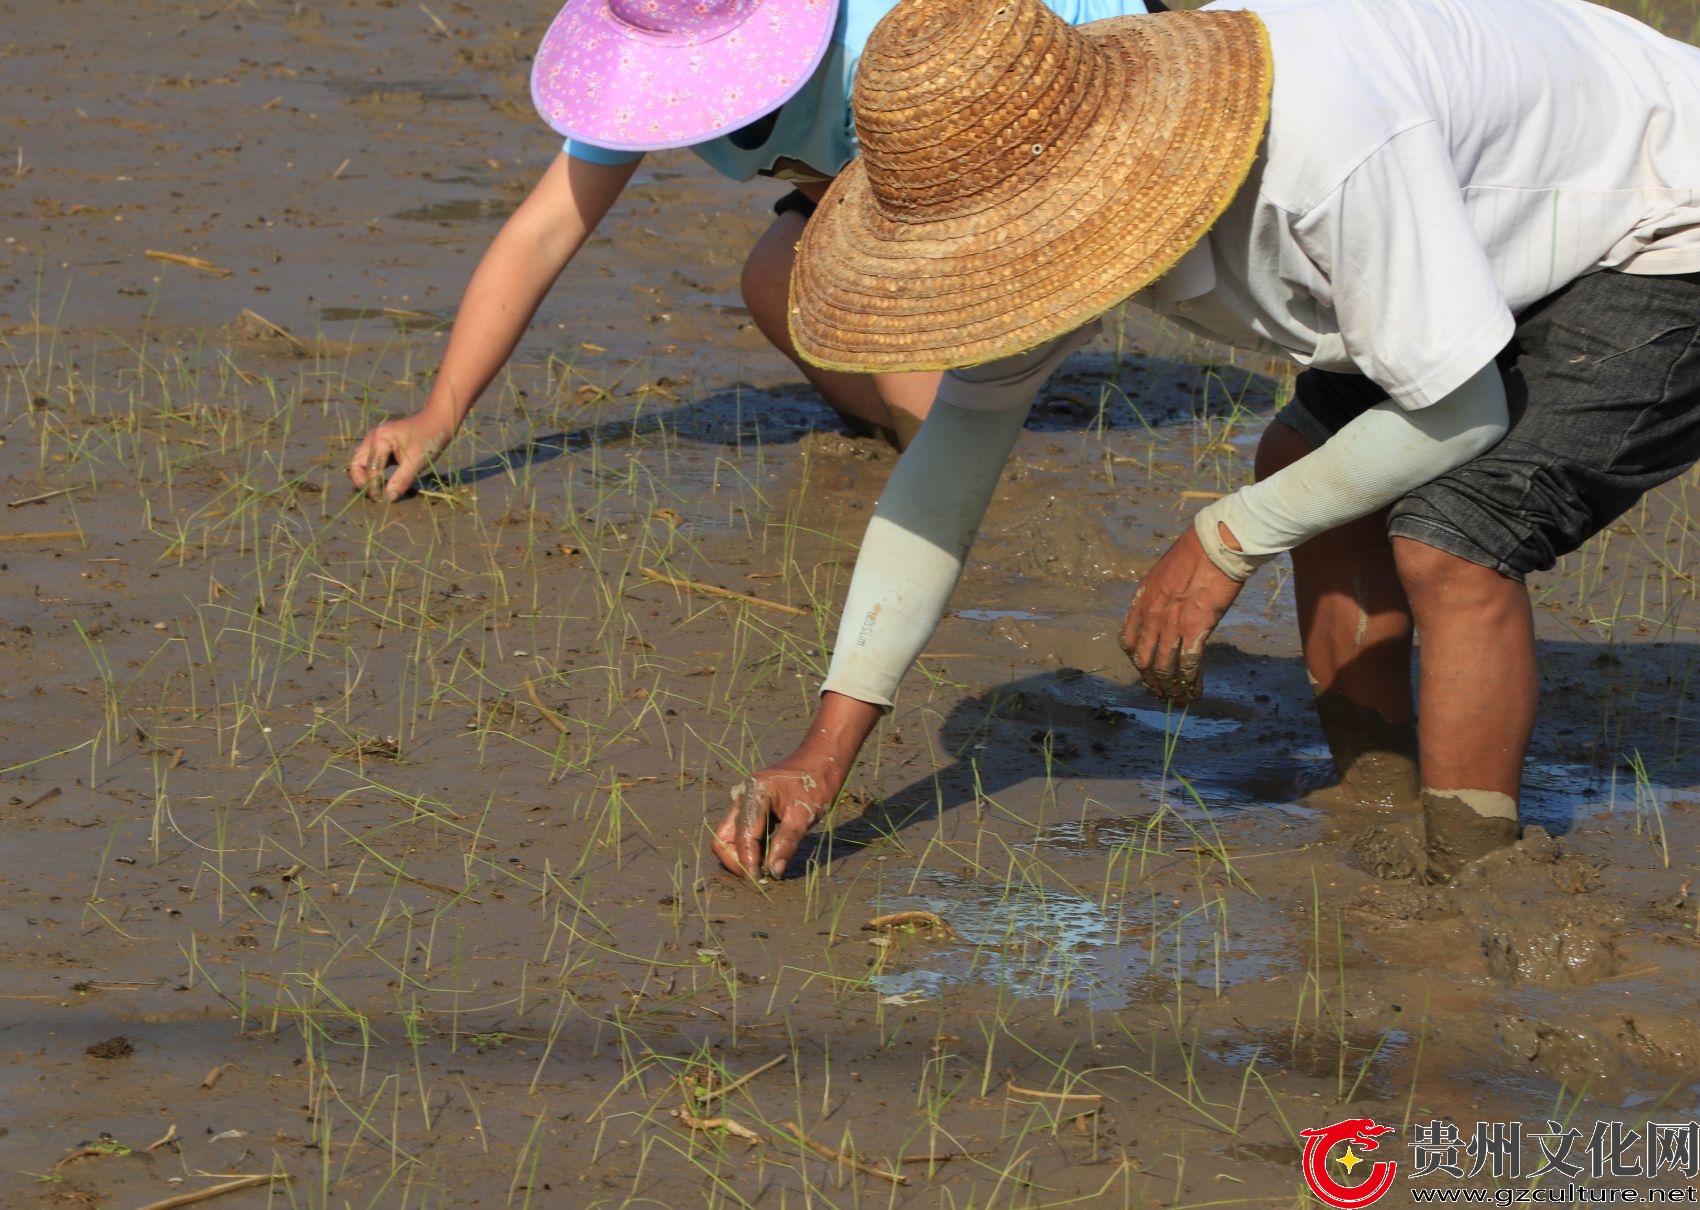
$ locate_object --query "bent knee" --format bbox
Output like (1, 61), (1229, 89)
(739, 249), (784, 319)
(1392, 536), (1518, 608)
(740, 216), (805, 320)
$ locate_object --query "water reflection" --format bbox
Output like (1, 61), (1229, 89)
(867, 867), (1284, 1010)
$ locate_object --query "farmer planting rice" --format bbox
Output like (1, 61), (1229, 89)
(345, 0), (1163, 502)
(713, 0), (1700, 883)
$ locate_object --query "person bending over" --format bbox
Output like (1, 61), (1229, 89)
(714, 0), (1700, 883)
(346, 0), (1163, 501)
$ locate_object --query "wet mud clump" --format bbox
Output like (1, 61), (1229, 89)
(83, 1037), (135, 1061)
(1482, 906), (1623, 986)
(1499, 1009), (1700, 1093)
(1349, 818), (1427, 881)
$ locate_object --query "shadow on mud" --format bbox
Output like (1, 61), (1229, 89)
(791, 635), (1700, 877)
(417, 350), (1283, 492)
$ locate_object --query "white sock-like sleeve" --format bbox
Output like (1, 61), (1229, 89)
(819, 324), (1099, 706)
(1196, 363), (1510, 580)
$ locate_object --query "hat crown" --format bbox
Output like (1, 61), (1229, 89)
(607, 0), (757, 41)
(852, 0), (1108, 222)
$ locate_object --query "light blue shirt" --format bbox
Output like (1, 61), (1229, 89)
(565, 0), (1157, 181)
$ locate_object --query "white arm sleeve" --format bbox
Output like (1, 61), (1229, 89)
(1195, 363), (1509, 580)
(819, 324), (1099, 707)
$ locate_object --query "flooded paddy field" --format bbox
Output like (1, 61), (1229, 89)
(4, 1), (1700, 1206)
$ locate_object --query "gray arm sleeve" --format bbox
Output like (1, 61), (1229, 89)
(818, 324), (1099, 707)
(1195, 363), (1510, 580)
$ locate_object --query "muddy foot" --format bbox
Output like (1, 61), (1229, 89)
(1311, 691), (1421, 813)
(1424, 791), (1518, 882)
(1305, 780), (1410, 815)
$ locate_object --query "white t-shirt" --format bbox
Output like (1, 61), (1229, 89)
(1139, 0), (1700, 410)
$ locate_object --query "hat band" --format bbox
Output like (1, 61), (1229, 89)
(605, 0), (760, 45)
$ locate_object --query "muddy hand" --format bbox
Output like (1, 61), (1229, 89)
(349, 412), (453, 502)
(1120, 524), (1244, 706)
(712, 769), (833, 881)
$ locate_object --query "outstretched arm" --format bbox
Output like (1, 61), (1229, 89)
(349, 152), (640, 501)
(711, 326), (1099, 879)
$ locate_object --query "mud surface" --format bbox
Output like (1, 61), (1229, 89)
(4, 2), (1700, 1207)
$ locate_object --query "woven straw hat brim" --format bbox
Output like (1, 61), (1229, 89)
(790, 10), (1272, 374)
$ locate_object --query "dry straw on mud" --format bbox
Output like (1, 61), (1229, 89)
(790, 0), (1271, 371)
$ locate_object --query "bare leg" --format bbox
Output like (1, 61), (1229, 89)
(1392, 537), (1531, 877)
(1254, 421), (1420, 809)
(741, 211), (939, 449)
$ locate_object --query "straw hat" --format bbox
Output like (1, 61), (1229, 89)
(531, 0), (838, 152)
(789, 0), (1271, 372)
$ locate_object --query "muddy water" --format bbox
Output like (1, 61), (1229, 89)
(4, 1), (1700, 1207)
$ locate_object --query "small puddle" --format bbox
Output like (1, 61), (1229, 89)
(1518, 759), (1683, 836)
(1208, 1027), (1413, 1103)
(868, 869), (1283, 1011)
(951, 608), (1053, 622)
(1012, 742), (1683, 831)
(1098, 704), (1242, 739)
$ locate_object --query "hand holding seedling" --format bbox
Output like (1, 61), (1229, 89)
(711, 691), (881, 880)
(1121, 523), (1244, 706)
(349, 412), (455, 502)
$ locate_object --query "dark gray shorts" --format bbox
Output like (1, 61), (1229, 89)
(772, 189), (817, 220)
(1276, 269), (1700, 580)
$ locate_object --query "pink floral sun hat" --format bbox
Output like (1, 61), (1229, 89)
(531, 0), (839, 152)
